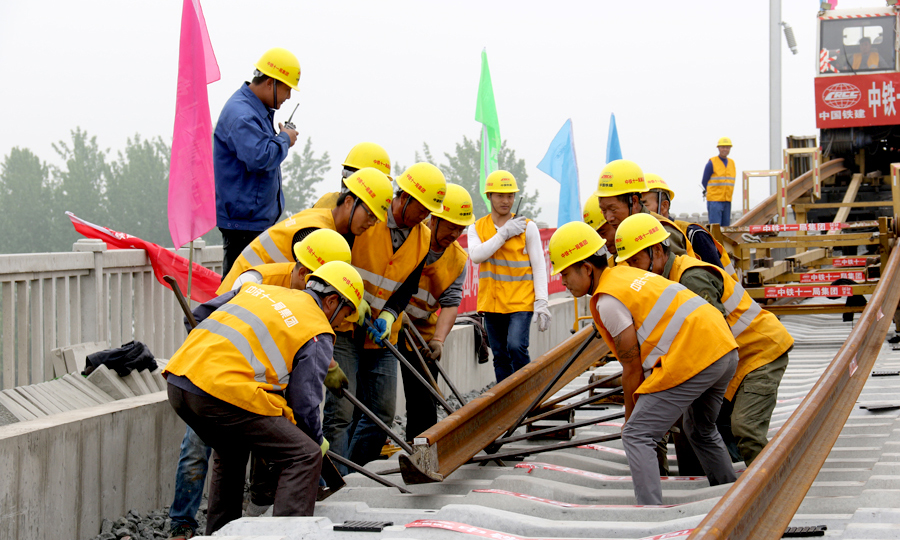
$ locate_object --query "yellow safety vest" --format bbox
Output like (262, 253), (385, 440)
(707, 157), (736, 202)
(164, 284), (334, 424)
(851, 52), (879, 70)
(674, 219), (738, 281)
(650, 211), (697, 259)
(405, 242), (468, 342)
(337, 220), (430, 348)
(669, 256), (793, 400)
(475, 215), (535, 314)
(218, 208), (335, 294)
(244, 262), (295, 289)
(589, 265), (738, 395)
(313, 191), (340, 209)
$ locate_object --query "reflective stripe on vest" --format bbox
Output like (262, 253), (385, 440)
(405, 242), (468, 341)
(475, 215), (535, 313)
(707, 157), (736, 202)
(641, 295), (709, 371)
(205, 303), (290, 388)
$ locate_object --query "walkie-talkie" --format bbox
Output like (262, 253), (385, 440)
(283, 104), (299, 131)
(512, 197), (523, 218)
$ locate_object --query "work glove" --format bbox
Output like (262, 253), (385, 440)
(320, 438), (330, 456)
(367, 311), (396, 346)
(499, 216), (527, 240)
(535, 299), (552, 332)
(426, 338), (444, 361)
(356, 298), (371, 326)
(323, 362), (349, 396)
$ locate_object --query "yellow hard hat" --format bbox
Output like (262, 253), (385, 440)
(343, 142), (392, 178)
(435, 183), (476, 226)
(548, 221), (609, 276)
(644, 173), (675, 202)
(254, 48), (301, 90)
(613, 214), (670, 263)
(343, 167), (393, 222)
(595, 159), (646, 197)
(306, 261), (364, 323)
(717, 137), (733, 147)
(484, 170), (520, 194)
(396, 163), (447, 213)
(582, 193), (607, 230)
(293, 229), (351, 272)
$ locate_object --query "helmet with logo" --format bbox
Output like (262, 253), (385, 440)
(549, 221), (610, 276)
(582, 193), (607, 230)
(342, 167), (393, 222)
(254, 48), (301, 90)
(342, 142), (392, 179)
(717, 136), (733, 147)
(306, 261), (364, 323)
(484, 170), (520, 194)
(613, 214), (671, 263)
(644, 173), (675, 202)
(595, 159), (646, 197)
(435, 183), (476, 226)
(293, 229), (351, 272)
(395, 163), (447, 213)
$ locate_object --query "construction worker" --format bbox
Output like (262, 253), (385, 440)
(467, 170), (551, 384)
(166, 229), (352, 537)
(595, 160), (696, 259)
(702, 137), (736, 227)
(323, 162), (446, 470)
(642, 173), (738, 280)
(614, 214), (792, 467)
(313, 142), (393, 209)
(218, 167), (393, 293)
(583, 193), (616, 251)
(548, 221), (738, 505)
(215, 48), (302, 276)
(400, 183), (473, 441)
(164, 261), (364, 534)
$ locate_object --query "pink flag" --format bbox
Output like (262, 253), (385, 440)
(168, 0), (220, 249)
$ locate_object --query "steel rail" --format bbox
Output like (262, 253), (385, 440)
(398, 325), (610, 484)
(688, 226), (900, 539)
(497, 411), (625, 444)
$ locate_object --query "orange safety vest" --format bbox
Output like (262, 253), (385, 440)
(405, 242), (468, 342)
(669, 256), (793, 400)
(163, 284), (334, 424)
(475, 215), (535, 314)
(238, 262), (295, 290)
(674, 219), (738, 281)
(337, 220), (430, 348)
(218, 208), (335, 294)
(313, 191), (340, 209)
(851, 51), (880, 70)
(651, 211), (697, 259)
(707, 156), (736, 202)
(589, 265), (738, 395)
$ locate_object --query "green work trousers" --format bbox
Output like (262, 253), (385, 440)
(731, 351), (789, 466)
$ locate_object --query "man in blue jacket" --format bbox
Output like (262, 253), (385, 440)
(214, 47), (301, 276)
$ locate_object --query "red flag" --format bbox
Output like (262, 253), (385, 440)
(68, 212), (222, 303)
(168, 0), (220, 249)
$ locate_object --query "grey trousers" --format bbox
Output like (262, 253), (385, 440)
(622, 349), (739, 505)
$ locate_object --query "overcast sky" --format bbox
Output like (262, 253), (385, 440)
(0, 0), (879, 226)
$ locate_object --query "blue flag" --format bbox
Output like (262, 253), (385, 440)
(606, 113), (622, 163)
(537, 119), (581, 227)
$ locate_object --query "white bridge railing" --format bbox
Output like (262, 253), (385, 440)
(0, 239), (223, 390)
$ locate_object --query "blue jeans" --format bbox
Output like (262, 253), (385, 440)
(169, 425), (212, 530)
(484, 311), (533, 383)
(707, 201), (732, 226)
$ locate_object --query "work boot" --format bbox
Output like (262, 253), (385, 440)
(168, 524), (195, 539)
(244, 502), (270, 517)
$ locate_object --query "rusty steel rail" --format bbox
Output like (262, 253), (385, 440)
(689, 223), (900, 539)
(399, 325), (610, 484)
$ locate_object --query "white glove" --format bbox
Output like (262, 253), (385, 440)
(499, 216), (527, 240)
(535, 299), (551, 332)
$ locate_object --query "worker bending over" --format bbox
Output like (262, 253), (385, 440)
(615, 214), (792, 466)
(583, 194), (616, 252)
(164, 261), (363, 534)
(400, 184), (473, 441)
(468, 170), (550, 383)
(314, 142), (394, 209)
(641, 174), (737, 280)
(165, 230), (352, 537)
(549, 221), (738, 505)
(323, 163), (446, 470)
(219, 165), (393, 292)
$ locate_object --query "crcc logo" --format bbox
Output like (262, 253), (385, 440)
(822, 83), (861, 109)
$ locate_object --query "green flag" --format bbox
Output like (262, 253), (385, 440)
(475, 48), (500, 209)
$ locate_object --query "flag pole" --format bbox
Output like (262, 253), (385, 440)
(187, 240), (194, 299)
